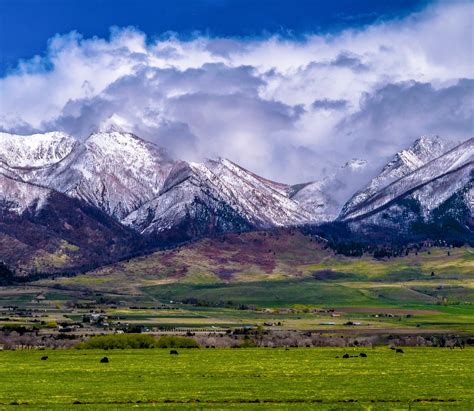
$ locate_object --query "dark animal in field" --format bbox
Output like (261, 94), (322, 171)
(342, 353), (349, 359)
(170, 350), (179, 355)
(40, 356), (48, 360)
(100, 356), (109, 363)
(360, 353), (367, 357)
(396, 348), (404, 354)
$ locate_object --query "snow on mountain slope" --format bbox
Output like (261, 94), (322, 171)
(123, 161), (252, 236)
(0, 130), (176, 220)
(341, 136), (448, 217)
(206, 158), (311, 226)
(409, 164), (472, 217)
(123, 158), (313, 236)
(0, 131), (78, 169)
(291, 159), (369, 221)
(50, 131), (176, 219)
(0, 174), (51, 214)
(1, 129), (470, 245)
(340, 138), (474, 221)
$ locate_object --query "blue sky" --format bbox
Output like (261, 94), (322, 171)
(0, 0), (428, 76)
(0, 1), (472, 183)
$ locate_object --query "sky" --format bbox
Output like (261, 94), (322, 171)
(0, 0), (473, 183)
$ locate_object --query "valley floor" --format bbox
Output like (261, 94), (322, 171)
(0, 347), (472, 410)
(1, 238), (473, 341)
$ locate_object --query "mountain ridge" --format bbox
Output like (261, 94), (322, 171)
(0, 129), (472, 275)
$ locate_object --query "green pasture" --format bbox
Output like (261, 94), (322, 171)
(0, 347), (472, 410)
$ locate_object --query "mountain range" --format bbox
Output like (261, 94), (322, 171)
(0, 128), (472, 275)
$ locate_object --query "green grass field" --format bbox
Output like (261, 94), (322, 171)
(0, 347), (472, 410)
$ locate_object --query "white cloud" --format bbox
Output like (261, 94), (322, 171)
(0, 1), (472, 183)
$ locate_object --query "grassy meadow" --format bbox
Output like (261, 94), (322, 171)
(0, 347), (473, 410)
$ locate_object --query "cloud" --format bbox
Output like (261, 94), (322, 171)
(328, 52), (369, 72)
(338, 79), (474, 159)
(0, 1), (473, 184)
(312, 99), (349, 111)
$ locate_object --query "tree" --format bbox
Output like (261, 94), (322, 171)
(0, 262), (15, 285)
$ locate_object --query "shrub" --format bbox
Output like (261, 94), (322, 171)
(156, 335), (199, 348)
(239, 339), (257, 348)
(77, 334), (158, 349)
(77, 334), (200, 349)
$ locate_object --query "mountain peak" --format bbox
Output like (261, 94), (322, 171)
(85, 129), (155, 153)
(98, 123), (128, 134)
(96, 113), (131, 134)
(394, 135), (446, 170)
(339, 135), (451, 218)
(340, 138), (473, 221)
(343, 158), (368, 171)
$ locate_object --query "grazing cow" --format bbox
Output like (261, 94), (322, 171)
(342, 353), (349, 359)
(41, 356), (48, 360)
(170, 350), (179, 355)
(396, 348), (404, 354)
(360, 353), (367, 357)
(100, 356), (109, 363)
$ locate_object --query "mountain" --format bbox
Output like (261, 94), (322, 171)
(0, 174), (139, 276)
(0, 131), (78, 170)
(0, 131), (80, 183)
(341, 136), (448, 217)
(52, 130), (175, 219)
(0, 129), (472, 276)
(339, 138), (473, 242)
(123, 158), (312, 240)
(0, 129), (175, 220)
(291, 159), (369, 222)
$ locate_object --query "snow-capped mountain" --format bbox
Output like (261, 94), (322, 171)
(0, 131), (78, 169)
(52, 130), (175, 219)
(0, 129), (175, 220)
(0, 128), (471, 275)
(341, 136), (449, 217)
(0, 129), (319, 244)
(124, 158), (313, 237)
(339, 138), (473, 226)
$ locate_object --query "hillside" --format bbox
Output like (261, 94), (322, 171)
(38, 230), (474, 307)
